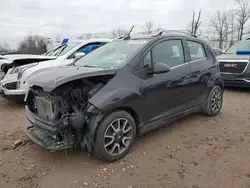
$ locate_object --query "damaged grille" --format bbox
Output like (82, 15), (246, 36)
(219, 61), (248, 74)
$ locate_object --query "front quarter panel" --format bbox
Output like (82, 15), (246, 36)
(88, 67), (141, 113)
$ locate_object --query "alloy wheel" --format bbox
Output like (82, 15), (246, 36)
(211, 88), (222, 113)
(103, 118), (133, 156)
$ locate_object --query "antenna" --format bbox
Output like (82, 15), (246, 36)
(123, 25), (135, 40)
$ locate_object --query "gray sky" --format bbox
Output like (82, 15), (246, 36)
(0, 0), (236, 48)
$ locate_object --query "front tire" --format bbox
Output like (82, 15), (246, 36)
(203, 85), (223, 116)
(93, 110), (136, 162)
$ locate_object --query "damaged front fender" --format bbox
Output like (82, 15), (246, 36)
(82, 103), (107, 152)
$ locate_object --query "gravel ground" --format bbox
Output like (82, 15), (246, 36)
(0, 71), (250, 188)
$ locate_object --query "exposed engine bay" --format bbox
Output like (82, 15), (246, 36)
(25, 75), (113, 150)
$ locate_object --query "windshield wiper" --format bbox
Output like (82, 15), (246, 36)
(83, 65), (97, 68)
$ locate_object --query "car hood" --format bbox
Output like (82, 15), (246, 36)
(19, 59), (70, 82)
(3, 54), (56, 64)
(26, 66), (117, 92)
(217, 53), (250, 61)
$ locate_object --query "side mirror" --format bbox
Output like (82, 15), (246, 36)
(74, 52), (86, 59)
(152, 62), (170, 74)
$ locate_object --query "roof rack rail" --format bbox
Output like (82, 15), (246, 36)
(152, 30), (197, 38)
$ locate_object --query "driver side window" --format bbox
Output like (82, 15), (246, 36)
(152, 40), (184, 68)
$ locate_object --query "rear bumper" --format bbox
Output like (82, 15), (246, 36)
(25, 105), (71, 150)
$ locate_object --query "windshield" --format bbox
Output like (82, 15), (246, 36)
(74, 40), (148, 68)
(47, 42), (81, 56)
(226, 40), (250, 54)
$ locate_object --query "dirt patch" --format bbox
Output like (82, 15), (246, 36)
(0, 82), (250, 188)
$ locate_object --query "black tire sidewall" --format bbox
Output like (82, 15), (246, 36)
(93, 110), (136, 162)
(205, 86), (223, 116)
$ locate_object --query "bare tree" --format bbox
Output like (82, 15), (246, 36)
(142, 21), (154, 34)
(77, 33), (93, 40)
(18, 35), (48, 54)
(211, 11), (230, 49)
(111, 29), (129, 38)
(85, 33), (92, 39)
(0, 42), (14, 54)
(235, 0), (250, 40)
(55, 35), (62, 43)
(187, 9), (202, 36)
(155, 27), (163, 31)
(227, 10), (239, 47)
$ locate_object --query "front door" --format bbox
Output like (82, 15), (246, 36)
(137, 39), (191, 127)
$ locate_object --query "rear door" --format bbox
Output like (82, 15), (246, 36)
(185, 40), (215, 108)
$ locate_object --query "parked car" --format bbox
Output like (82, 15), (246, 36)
(0, 55), (8, 72)
(1, 53), (57, 74)
(24, 31), (224, 161)
(217, 39), (250, 87)
(213, 48), (224, 56)
(0, 39), (112, 100)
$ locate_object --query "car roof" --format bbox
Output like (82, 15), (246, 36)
(116, 30), (208, 45)
(69, 38), (113, 44)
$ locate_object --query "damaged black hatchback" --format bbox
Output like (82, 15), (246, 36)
(25, 31), (224, 161)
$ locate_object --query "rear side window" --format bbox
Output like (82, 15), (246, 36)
(187, 41), (206, 61)
(151, 40), (184, 68)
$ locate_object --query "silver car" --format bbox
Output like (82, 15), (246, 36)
(0, 39), (112, 100)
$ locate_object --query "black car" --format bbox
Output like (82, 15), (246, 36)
(24, 31), (224, 161)
(217, 39), (250, 87)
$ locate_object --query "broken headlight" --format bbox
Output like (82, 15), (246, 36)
(17, 63), (38, 79)
(11, 63), (38, 75)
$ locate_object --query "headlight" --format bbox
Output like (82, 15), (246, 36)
(10, 63), (38, 74)
(17, 63), (38, 79)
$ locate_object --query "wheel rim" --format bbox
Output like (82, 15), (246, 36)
(211, 88), (222, 113)
(103, 118), (133, 157)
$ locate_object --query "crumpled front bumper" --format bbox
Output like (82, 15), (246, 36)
(25, 105), (71, 150)
(0, 74), (27, 97)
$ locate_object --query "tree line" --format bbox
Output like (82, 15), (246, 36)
(187, 0), (250, 49)
(0, 0), (249, 55)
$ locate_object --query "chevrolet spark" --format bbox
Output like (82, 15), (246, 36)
(24, 31), (224, 161)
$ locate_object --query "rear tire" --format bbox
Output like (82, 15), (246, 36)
(93, 110), (136, 162)
(203, 86), (223, 116)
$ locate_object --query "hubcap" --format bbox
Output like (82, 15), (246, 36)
(211, 89), (222, 113)
(104, 118), (133, 156)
